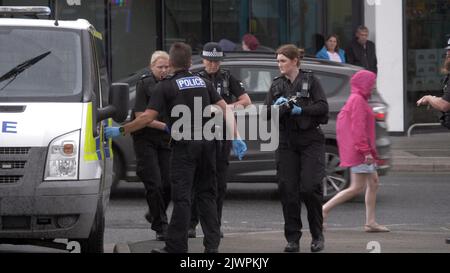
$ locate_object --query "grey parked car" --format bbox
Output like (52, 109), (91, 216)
(112, 52), (391, 200)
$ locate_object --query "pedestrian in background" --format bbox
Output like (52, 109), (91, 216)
(346, 26), (378, 74)
(264, 44), (329, 253)
(132, 51), (172, 241)
(417, 37), (450, 245)
(417, 39), (450, 114)
(241, 33), (260, 51)
(189, 42), (251, 239)
(316, 34), (346, 63)
(322, 70), (389, 233)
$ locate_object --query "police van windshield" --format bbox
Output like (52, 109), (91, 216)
(0, 27), (82, 102)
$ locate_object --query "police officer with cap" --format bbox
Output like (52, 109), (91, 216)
(132, 51), (171, 241)
(189, 42), (251, 238)
(105, 42), (247, 253)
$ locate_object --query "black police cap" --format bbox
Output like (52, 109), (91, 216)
(201, 42), (225, 61)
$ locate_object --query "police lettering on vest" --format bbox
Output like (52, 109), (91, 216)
(176, 76), (206, 91)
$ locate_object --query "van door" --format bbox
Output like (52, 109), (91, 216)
(89, 32), (112, 205)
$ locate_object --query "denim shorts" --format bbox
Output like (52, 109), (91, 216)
(350, 164), (377, 174)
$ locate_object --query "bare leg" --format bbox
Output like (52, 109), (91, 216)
(363, 171), (389, 232)
(365, 172), (379, 226)
(323, 173), (368, 220)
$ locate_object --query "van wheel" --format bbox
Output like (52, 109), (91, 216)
(112, 151), (124, 193)
(323, 144), (350, 202)
(79, 203), (105, 253)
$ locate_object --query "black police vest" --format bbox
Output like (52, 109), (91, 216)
(132, 73), (171, 141)
(272, 70), (328, 131)
(168, 72), (215, 137)
(197, 69), (234, 104)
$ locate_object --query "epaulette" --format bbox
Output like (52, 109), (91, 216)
(272, 75), (285, 84)
(300, 69), (313, 74)
(137, 73), (154, 84)
(273, 75), (283, 81)
(195, 70), (208, 78)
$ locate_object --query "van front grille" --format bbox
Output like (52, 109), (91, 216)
(0, 161), (26, 169)
(0, 175), (22, 184)
(0, 147), (30, 155)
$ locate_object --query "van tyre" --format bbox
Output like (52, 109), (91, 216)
(112, 150), (124, 193)
(323, 144), (350, 202)
(80, 203), (105, 253)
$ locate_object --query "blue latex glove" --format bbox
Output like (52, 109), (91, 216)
(274, 97), (288, 106)
(290, 105), (302, 116)
(232, 139), (247, 161)
(104, 127), (122, 139)
(164, 125), (171, 135)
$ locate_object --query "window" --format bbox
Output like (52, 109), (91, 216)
(0, 28), (82, 102)
(405, 0), (450, 125)
(249, 0), (281, 50)
(212, 0), (244, 49)
(313, 72), (347, 97)
(110, 1), (157, 81)
(227, 66), (279, 93)
(326, 0), (356, 52)
(164, 0), (204, 53)
(288, 0), (324, 55)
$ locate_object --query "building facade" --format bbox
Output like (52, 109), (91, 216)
(1, 0), (449, 133)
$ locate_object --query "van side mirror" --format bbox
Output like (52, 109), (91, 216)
(98, 83), (129, 122)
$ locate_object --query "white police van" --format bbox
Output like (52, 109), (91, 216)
(0, 6), (128, 252)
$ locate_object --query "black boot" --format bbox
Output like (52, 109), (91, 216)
(311, 236), (325, 253)
(284, 241), (300, 253)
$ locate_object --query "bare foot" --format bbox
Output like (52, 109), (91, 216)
(364, 223), (390, 233)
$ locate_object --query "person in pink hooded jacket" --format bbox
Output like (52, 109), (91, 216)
(322, 70), (389, 233)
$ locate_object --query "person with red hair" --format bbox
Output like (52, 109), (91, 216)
(242, 33), (260, 51)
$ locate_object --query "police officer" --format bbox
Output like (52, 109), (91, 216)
(417, 37), (450, 115)
(105, 42), (247, 253)
(417, 38), (450, 246)
(264, 44), (329, 253)
(189, 42), (251, 238)
(132, 51), (171, 241)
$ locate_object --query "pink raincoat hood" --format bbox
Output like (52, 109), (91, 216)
(350, 70), (377, 100)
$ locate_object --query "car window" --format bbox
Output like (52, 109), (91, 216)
(226, 66), (279, 93)
(313, 72), (347, 97)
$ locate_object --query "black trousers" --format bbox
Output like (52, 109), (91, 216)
(190, 140), (231, 229)
(277, 129), (325, 243)
(166, 140), (220, 253)
(133, 134), (171, 233)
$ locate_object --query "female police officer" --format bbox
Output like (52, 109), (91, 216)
(264, 44), (329, 253)
(132, 51), (171, 241)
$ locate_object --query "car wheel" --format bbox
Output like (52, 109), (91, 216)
(323, 144), (350, 201)
(112, 150), (124, 193)
(79, 202), (105, 253)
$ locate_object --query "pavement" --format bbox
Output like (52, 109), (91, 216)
(390, 131), (450, 172)
(112, 131), (450, 253)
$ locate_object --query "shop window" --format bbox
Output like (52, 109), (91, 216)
(164, 0), (204, 53)
(405, 0), (450, 125)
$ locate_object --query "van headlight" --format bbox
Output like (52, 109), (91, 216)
(44, 130), (80, 181)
